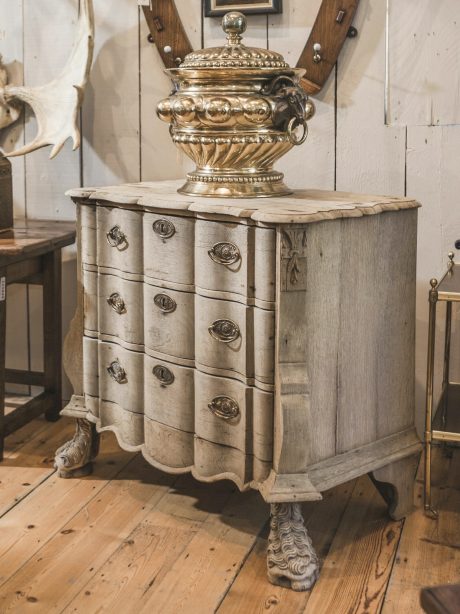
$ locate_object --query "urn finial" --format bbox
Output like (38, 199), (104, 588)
(222, 11), (247, 45)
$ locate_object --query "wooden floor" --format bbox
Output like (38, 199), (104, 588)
(0, 415), (459, 614)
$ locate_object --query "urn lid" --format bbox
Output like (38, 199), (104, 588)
(179, 12), (290, 70)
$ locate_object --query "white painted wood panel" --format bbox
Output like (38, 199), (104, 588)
(406, 125), (460, 434)
(336, 0), (405, 196)
(81, 0), (140, 187)
(139, 0), (200, 182)
(387, 0), (460, 127)
(22, 0), (81, 219)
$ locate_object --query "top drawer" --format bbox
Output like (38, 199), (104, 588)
(143, 212), (195, 286)
(96, 206), (143, 274)
(81, 203), (276, 303)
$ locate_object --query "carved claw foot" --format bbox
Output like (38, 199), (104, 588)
(267, 502), (319, 592)
(54, 419), (100, 478)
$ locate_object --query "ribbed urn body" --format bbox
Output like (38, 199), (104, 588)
(156, 12), (314, 198)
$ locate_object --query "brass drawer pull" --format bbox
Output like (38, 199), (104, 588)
(208, 319), (240, 343)
(106, 225), (126, 247)
(153, 364), (175, 385)
(208, 241), (241, 265)
(107, 292), (126, 314)
(208, 396), (240, 420)
(153, 219), (175, 239)
(107, 360), (127, 384)
(154, 293), (177, 313)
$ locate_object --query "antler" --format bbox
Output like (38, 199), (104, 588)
(2, 0), (94, 159)
(0, 56), (21, 130)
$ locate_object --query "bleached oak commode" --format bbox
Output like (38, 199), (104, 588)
(56, 180), (422, 591)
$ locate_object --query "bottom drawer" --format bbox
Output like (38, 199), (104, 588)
(195, 371), (273, 461)
(82, 339), (274, 488)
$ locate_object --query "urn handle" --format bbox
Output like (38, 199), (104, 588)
(287, 116), (308, 146)
(264, 76), (315, 147)
(208, 396), (240, 420)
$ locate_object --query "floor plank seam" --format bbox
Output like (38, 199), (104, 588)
(0, 467), (58, 519)
(215, 517), (270, 613)
(379, 516), (406, 613)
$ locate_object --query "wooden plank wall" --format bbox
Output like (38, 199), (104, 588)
(1, 0), (459, 427)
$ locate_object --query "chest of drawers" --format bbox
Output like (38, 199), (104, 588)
(56, 180), (422, 591)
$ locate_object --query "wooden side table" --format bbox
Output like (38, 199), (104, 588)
(0, 220), (76, 459)
(425, 252), (460, 517)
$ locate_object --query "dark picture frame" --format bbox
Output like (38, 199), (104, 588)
(204, 0), (282, 17)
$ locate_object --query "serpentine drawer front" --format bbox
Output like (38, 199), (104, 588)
(62, 181), (422, 592)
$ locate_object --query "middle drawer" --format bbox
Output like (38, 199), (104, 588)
(92, 270), (274, 384)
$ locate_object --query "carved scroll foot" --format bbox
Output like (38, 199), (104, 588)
(267, 502), (319, 592)
(369, 453), (420, 521)
(54, 418), (100, 478)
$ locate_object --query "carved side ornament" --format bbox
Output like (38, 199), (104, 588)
(281, 228), (308, 290)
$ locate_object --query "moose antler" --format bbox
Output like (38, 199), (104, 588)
(1, 0), (94, 159)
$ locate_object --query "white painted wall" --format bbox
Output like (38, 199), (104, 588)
(1, 0), (458, 431)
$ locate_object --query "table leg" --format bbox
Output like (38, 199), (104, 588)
(424, 280), (439, 518)
(0, 268), (6, 460)
(43, 250), (62, 421)
(54, 418), (100, 478)
(267, 502), (319, 591)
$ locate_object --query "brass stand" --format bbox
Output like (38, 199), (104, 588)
(424, 252), (460, 518)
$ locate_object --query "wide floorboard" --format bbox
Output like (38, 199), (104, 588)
(0, 416), (458, 613)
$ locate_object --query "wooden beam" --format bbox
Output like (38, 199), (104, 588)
(142, 1), (193, 69)
(297, 0), (360, 94)
(4, 369), (44, 387)
(4, 392), (55, 436)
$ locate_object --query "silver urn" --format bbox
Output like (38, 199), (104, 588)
(156, 11), (315, 198)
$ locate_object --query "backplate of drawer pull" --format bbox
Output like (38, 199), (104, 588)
(154, 293), (177, 313)
(208, 396), (240, 420)
(208, 319), (240, 343)
(208, 241), (241, 265)
(153, 218), (175, 239)
(107, 360), (127, 383)
(106, 225), (126, 247)
(107, 292), (126, 314)
(153, 364), (175, 385)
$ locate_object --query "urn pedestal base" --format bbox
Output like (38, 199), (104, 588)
(178, 171), (292, 198)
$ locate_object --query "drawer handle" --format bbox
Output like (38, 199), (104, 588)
(208, 242), (241, 265)
(153, 364), (175, 385)
(153, 219), (175, 239)
(106, 225), (126, 247)
(208, 396), (240, 420)
(154, 293), (177, 313)
(208, 319), (240, 343)
(107, 360), (127, 384)
(107, 292), (126, 314)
